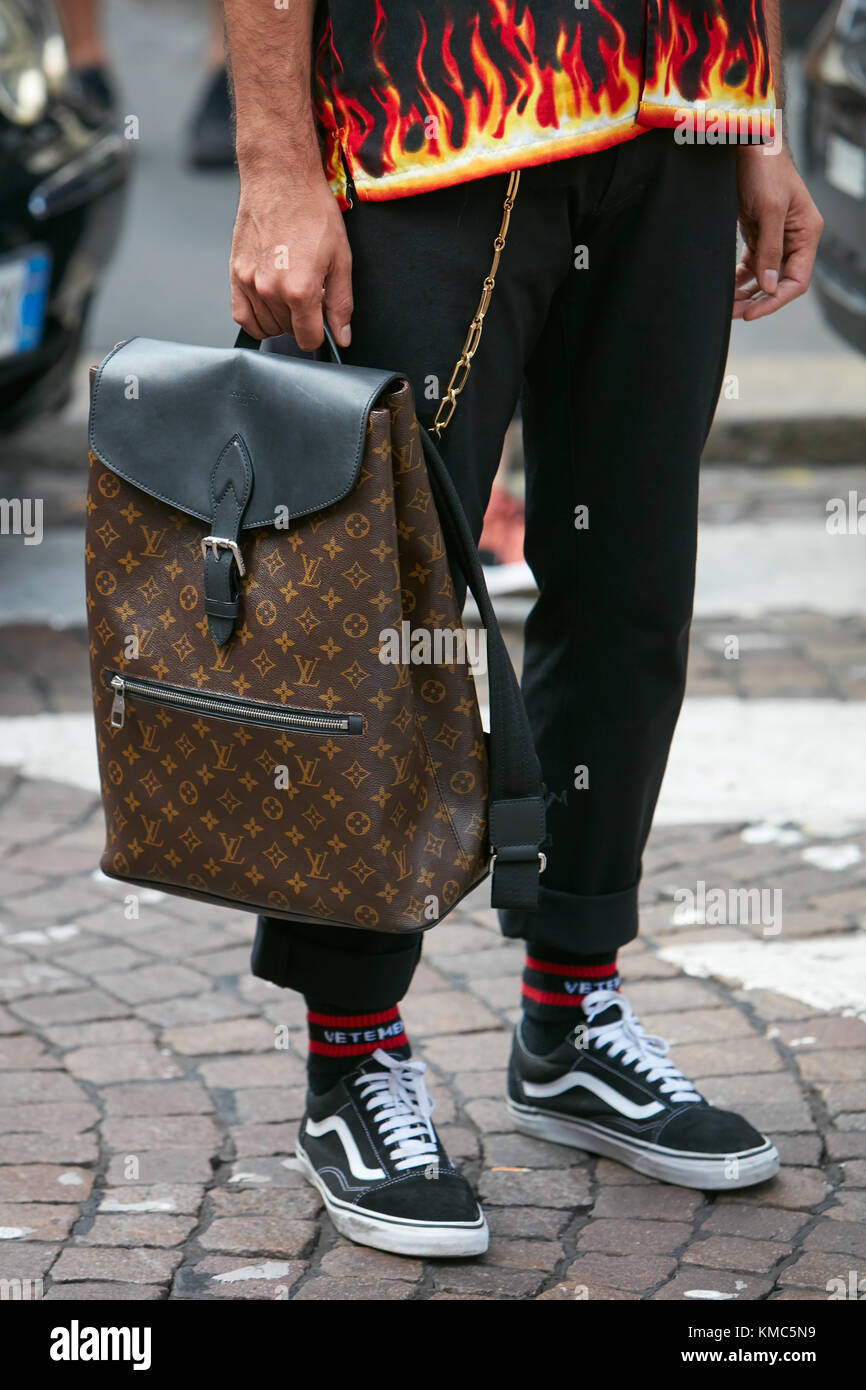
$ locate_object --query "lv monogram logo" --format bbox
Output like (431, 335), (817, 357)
(294, 755), (322, 787)
(211, 741), (239, 772)
(293, 654), (320, 687)
(140, 815), (164, 847)
(218, 832), (246, 865)
(139, 723), (161, 753)
(304, 848), (330, 879)
(300, 555), (322, 588)
(139, 525), (168, 558)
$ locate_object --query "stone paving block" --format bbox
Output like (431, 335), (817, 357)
(813, 1082), (866, 1115)
(795, 1049), (866, 1081)
(162, 1018), (276, 1055)
(538, 1281), (639, 1300)
(771, 1134), (823, 1166)
(482, 1133), (587, 1170)
(173, 1255), (302, 1300)
(64, 1044), (184, 1084)
(319, 1242), (422, 1281)
(45, 1283), (164, 1300)
(651, 1268), (774, 1300)
(228, 1123), (298, 1158)
(775, 1016), (866, 1050)
(293, 1276), (416, 1300)
(100, 1081), (213, 1116)
(622, 979), (722, 1014)
(485, 1207), (568, 1239)
(463, 1099), (512, 1134)
(0, 1133), (98, 1165)
(225, 1156), (308, 1189)
(9, 988), (128, 1025)
(776, 1251), (855, 1289)
(834, 1112), (866, 1131)
(824, 1190), (866, 1221)
(40, 1019), (152, 1049)
(431, 1263), (544, 1296)
(50, 1246), (181, 1284)
(0, 1070), (88, 1106)
(76, 1214), (197, 1247)
(0, 965), (82, 1003)
(734, 990), (814, 1022)
(0, 1036), (60, 1070)
(638, 1008), (754, 1045)
(138, 993), (255, 1028)
(693, 1072), (813, 1131)
(233, 1087), (307, 1124)
(452, 1069), (505, 1100)
(103, 1150), (215, 1186)
(826, 1130), (866, 1160)
(0, 1201), (78, 1240)
(436, 1124), (479, 1160)
(700, 1203), (809, 1242)
(478, 1167), (591, 1209)
(207, 1187), (321, 1220)
(93, 963), (213, 1005)
(0, 1241), (59, 1279)
(179, 947), (255, 978)
(197, 1216), (316, 1257)
(0, 1102), (98, 1135)
(564, 1252), (676, 1293)
(592, 1185), (704, 1221)
(576, 1218), (692, 1255)
(0, 1165), (92, 1204)
(0, 1004), (23, 1035)
(440, 946), (523, 979)
(592, 1158), (655, 1186)
(715, 1166), (828, 1211)
(668, 1038), (783, 1077)
(840, 1159), (866, 1183)
(101, 1115), (221, 1153)
(802, 1218), (866, 1259)
(421, 1030), (509, 1074)
(465, 976), (520, 1011)
(484, 1237), (564, 1270)
(681, 1235), (791, 1273)
(402, 990), (500, 1037)
(197, 1053), (306, 1090)
(63, 945), (154, 976)
(97, 1185), (205, 1216)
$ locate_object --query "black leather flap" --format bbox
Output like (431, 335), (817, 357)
(88, 337), (404, 529)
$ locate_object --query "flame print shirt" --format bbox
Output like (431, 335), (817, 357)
(312, 1), (776, 206)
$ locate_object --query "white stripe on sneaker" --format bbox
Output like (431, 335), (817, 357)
(522, 1070), (666, 1119)
(304, 1115), (386, 1181)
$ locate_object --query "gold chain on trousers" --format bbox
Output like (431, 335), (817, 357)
(429, 169), (520, 440)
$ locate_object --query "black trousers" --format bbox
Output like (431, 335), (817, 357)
(250, 129), (739, 1009)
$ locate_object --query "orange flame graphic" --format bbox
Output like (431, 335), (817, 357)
(313, 1), (776, 204)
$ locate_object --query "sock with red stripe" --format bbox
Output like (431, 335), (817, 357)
(521, 947), (621, 1056)
(305, 1002), (410, 1095)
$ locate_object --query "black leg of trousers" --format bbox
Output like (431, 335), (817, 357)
(500, 131), (739, 954)
(250, 168), (566, 1004)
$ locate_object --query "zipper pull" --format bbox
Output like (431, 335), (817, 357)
(109, 675), (126, 729)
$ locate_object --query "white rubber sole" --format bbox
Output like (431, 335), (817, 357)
(295, 1143), (489, 1258)
(507, 1098), (780, 1190)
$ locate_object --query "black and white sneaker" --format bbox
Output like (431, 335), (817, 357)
(296, 1048), (488, 1257)
(507, 989), (779, 1190)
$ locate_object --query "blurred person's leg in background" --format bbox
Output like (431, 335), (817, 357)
(55, 0), (116, 113)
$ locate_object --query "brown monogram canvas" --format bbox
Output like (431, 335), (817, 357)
(85, 381), (490, 933)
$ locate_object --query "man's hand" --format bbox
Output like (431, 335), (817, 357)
(230, 164), (353, 350)
(734, 145), (824, 321)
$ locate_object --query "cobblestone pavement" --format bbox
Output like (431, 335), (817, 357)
(0, 464), (865, 1301)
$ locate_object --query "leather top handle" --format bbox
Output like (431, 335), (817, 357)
(234, 323), (343, 364)
(232, 322), (546, 908)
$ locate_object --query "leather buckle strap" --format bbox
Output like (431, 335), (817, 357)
(487, 796), (547, 910)
(203, 433), (253, 645)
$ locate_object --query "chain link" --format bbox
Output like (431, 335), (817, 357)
(429, 170), (520, 440)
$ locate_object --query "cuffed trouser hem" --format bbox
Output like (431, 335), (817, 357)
(250, 917), (423, 1010)
(498, 881), (640, 955)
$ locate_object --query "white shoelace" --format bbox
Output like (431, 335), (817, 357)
(581, 989), (703, 1104)
(355, 1049), (440, 1172)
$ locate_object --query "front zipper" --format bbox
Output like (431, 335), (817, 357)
(102, 669), (362, 735)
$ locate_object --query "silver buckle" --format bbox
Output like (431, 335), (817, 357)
(201, 535), (246, 577)
(489, 850), (547, 873)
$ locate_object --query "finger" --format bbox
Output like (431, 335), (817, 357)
(254, 274), (297, 338)
(284, 275), (327, 351)
(742, 237), (818, 320)
(231, 285), (271, 341)
(244, 287), (287, 340)
(323, 243), (354, 349)
(753, 201), (787, 296)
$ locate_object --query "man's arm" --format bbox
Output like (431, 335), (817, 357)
(223, 0), (352, 348)
(733, 0), (823, 321)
